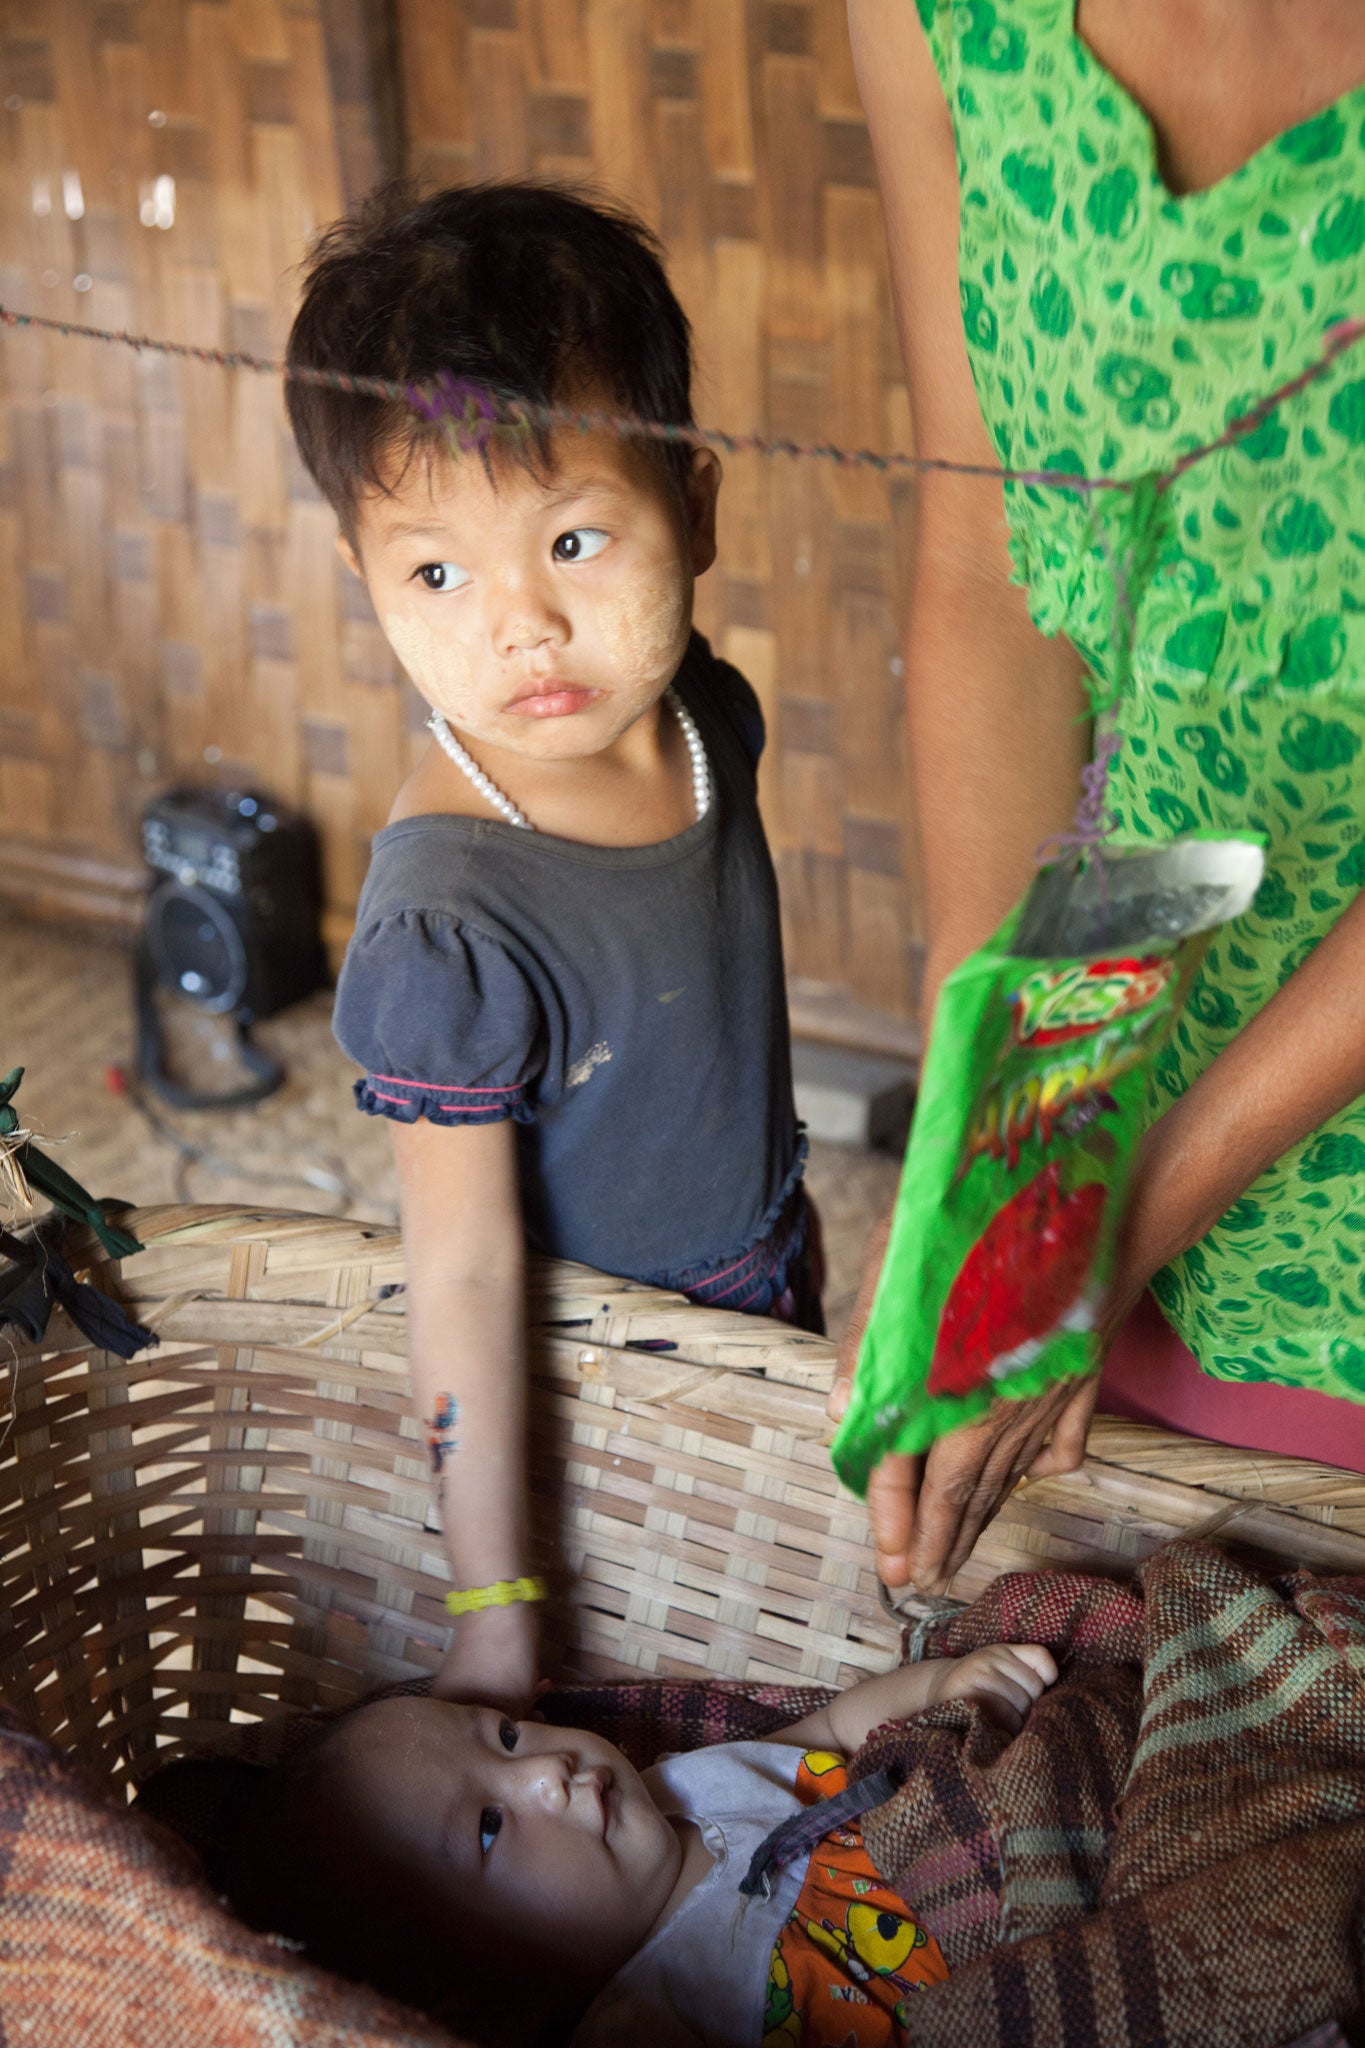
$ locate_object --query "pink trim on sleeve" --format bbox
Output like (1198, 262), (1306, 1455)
(369, 1072), (523, 1096)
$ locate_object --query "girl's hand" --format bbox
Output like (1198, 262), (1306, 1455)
(431, 1599), (540, 1717)
(925, 1642), (1058, 1734)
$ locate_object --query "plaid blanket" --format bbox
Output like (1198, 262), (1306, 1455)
(853, 1539), (1365, 2047)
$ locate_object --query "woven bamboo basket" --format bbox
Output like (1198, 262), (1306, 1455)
(2, 1204), (1363, 1798)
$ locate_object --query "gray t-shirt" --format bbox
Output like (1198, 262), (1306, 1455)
(333, 634), (806, 1297)
(570, 1740), (807, 2048)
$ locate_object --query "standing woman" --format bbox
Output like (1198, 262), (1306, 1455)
(836, 0), (1365, 1592)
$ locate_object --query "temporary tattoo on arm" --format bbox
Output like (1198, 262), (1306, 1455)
(425, 1393), (460, 1476)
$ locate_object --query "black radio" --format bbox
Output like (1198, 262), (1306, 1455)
(136, 787), (327, 1107)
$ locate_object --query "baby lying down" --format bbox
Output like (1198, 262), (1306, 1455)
(227, 1642), (1055, 2047)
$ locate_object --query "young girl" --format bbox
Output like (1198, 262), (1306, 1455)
(836, 0), (1365, 1595)
(286, 184), (821, 1713)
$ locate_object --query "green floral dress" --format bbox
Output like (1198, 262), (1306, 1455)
(916, 0), (1365, 1400)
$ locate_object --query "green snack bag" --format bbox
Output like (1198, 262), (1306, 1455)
(831, 837), (1263, 1498)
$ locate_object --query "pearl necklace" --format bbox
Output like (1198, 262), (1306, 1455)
(426, 686), (710, 832)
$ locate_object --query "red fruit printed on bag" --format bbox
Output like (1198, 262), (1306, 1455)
(927, 1163), (1105, 1398)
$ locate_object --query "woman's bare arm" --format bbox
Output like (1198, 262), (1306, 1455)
(851, 0), (1089, 1014)
(833, 0), (1097, 1594)
(1093, 886), (1365, 1354)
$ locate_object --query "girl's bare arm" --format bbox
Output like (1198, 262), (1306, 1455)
(391, 1114), (536, 1710)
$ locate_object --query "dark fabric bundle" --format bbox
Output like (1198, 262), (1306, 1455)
(852, 1541), (1365, 2048)
(0, 1226), (158, 1360)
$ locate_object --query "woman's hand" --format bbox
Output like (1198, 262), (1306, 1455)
(828, 1191), (1103, 1592)
(830, 1282), (1102, 1592)
(826, 1050), (1288, 1594)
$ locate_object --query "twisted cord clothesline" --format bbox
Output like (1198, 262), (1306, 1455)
(5, 299), (1364, 866)
(2, 301), (1363, 497)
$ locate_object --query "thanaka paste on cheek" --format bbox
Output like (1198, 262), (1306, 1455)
(595, 570), (687, 687)
(382, 608), (477, 723)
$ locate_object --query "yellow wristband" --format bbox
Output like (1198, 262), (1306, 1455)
(444, 1575), (546, 1618)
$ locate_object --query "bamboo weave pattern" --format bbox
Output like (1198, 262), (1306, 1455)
(1, 1205), (1361, 1793)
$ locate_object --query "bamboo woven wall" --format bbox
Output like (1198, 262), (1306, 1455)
(0, 0), (922, 1046)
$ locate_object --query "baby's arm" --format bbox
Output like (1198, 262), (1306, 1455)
(391, 1114), (536, 1713)
(767, 1643), (1058, 1753)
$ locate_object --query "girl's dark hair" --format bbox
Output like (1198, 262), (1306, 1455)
(285, 179), (696, 539)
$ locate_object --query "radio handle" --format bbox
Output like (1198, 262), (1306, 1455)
(132, 940), (283, 1111)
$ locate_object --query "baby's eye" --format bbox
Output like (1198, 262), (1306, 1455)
(416, 561), (470, 592)
(552, 528), (608, 563)
(479, 1806), (502, 1857)
(498, 1717), (519, 1752)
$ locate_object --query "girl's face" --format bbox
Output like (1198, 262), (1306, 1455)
(343, 422), (719, 765)
(322, 1696), (684, 1997)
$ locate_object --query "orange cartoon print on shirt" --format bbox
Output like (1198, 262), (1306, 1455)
(761, 1751), (948, 2046)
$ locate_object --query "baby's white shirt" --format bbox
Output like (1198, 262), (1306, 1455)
(569, 1739), (808, 2048)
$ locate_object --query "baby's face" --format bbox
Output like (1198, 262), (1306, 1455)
(325, 1695), (683, 1995)
(345, 416), (717, 764)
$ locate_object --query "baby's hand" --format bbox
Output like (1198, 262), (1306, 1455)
(928, 1642), (1058, 1734)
